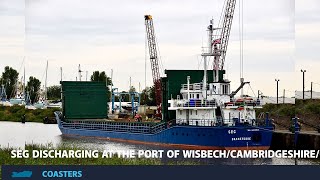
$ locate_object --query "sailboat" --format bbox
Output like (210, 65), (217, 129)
(0, 84), (10, 106)
(33, 61), (49, 109)
(25, 91), (36, 109)
(9, 73), (26, 106)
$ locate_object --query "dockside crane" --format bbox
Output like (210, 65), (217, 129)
(219, 0), (237, 70)
(144, 15), (162, 118)
(212, 0), (248, 97)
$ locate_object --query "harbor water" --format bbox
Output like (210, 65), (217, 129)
(0, 121), (319, 165)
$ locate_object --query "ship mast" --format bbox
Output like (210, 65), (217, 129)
(45, 60), (48, 100)
(201, 19), (219, 92)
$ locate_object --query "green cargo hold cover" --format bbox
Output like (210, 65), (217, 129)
(61, 81), (108, 119)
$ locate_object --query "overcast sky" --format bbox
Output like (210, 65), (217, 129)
(0, 0), (303, 98)
(295, 0), (320, 96)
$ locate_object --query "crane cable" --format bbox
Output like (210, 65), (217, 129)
(145, 25), (147, 91)
(154, 25), (165, 77)
(239, 0), (244, 79)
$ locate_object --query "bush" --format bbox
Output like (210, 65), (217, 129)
(0, 106), (58, 123)
(306, 103), (320, 114)
(278, 105), (295, 117)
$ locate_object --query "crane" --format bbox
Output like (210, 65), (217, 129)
(212, 0), (237, 80)
(211, 0), (249, 99)
(144, 15), (162, 117)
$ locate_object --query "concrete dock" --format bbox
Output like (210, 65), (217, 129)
(271, 130), (320, 150)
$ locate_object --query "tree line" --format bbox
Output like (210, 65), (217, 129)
(0, 67), (156, 105)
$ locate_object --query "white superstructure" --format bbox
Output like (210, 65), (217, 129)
(168, 20), (262, 127)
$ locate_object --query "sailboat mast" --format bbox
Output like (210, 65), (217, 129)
(45, 60), (48, 100)
(23, 66), (26, 98)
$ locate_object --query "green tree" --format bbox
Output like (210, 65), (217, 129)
(148, 85), (156, 106)
(47, 85), (61, 100)
(120, 91), (129, 102)
(0, 66), (19, 98)
(90, 71), (112, 84)
(26, 76), (41, 103)
(139, 86), (156, 106)
(90, 71), (112, 102)
(129, 86), (136, 93)
(140, 87), (150, 105)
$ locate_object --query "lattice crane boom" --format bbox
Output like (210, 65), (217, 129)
(214, 0), (237, 70)
(144, 15), (162, 110)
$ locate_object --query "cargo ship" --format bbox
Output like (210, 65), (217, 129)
(55, 66), (273, 149)
(55, 17), (274, 149)
(55, 77), (273, 150)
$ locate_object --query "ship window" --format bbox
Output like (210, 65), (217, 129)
(195, 110), (197, 115)
(197, 94), (199, 99)
(180, 110), (182, 115)
(172, 132), (174, 136)
(190, 111), (192, 115)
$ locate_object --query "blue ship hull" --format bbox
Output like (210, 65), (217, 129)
(57, 119), (273, 150)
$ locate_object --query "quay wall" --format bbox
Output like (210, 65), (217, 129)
(271, 131), (320, 150)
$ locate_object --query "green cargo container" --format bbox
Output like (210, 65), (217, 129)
(61, 81), (108, 119)
(162, 69), (224, 121)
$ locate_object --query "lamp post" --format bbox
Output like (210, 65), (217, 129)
(311, 82), (313, 100)
(301, 69), (306, 100)
(275, 79), (280, 105)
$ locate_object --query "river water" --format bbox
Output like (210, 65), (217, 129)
(0, 121), (319, 165)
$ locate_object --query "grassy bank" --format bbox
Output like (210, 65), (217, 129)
(256, 99), (320, 117)
(0, 106), (59, 123)
(256, 99), (320, 130)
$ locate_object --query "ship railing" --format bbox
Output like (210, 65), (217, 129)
(171, 99), (216, 108)
(224, 101), (261, 107)
(175, 119), (216, 126)
(174, 118), (260, 127)
(150, 122), (167, 134)
(61, 120), (168, 134)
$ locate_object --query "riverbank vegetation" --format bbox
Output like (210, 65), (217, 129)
(256, 99), (320, 130)
(0, 106), (59, 123)
(256, 99), (320, 118)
